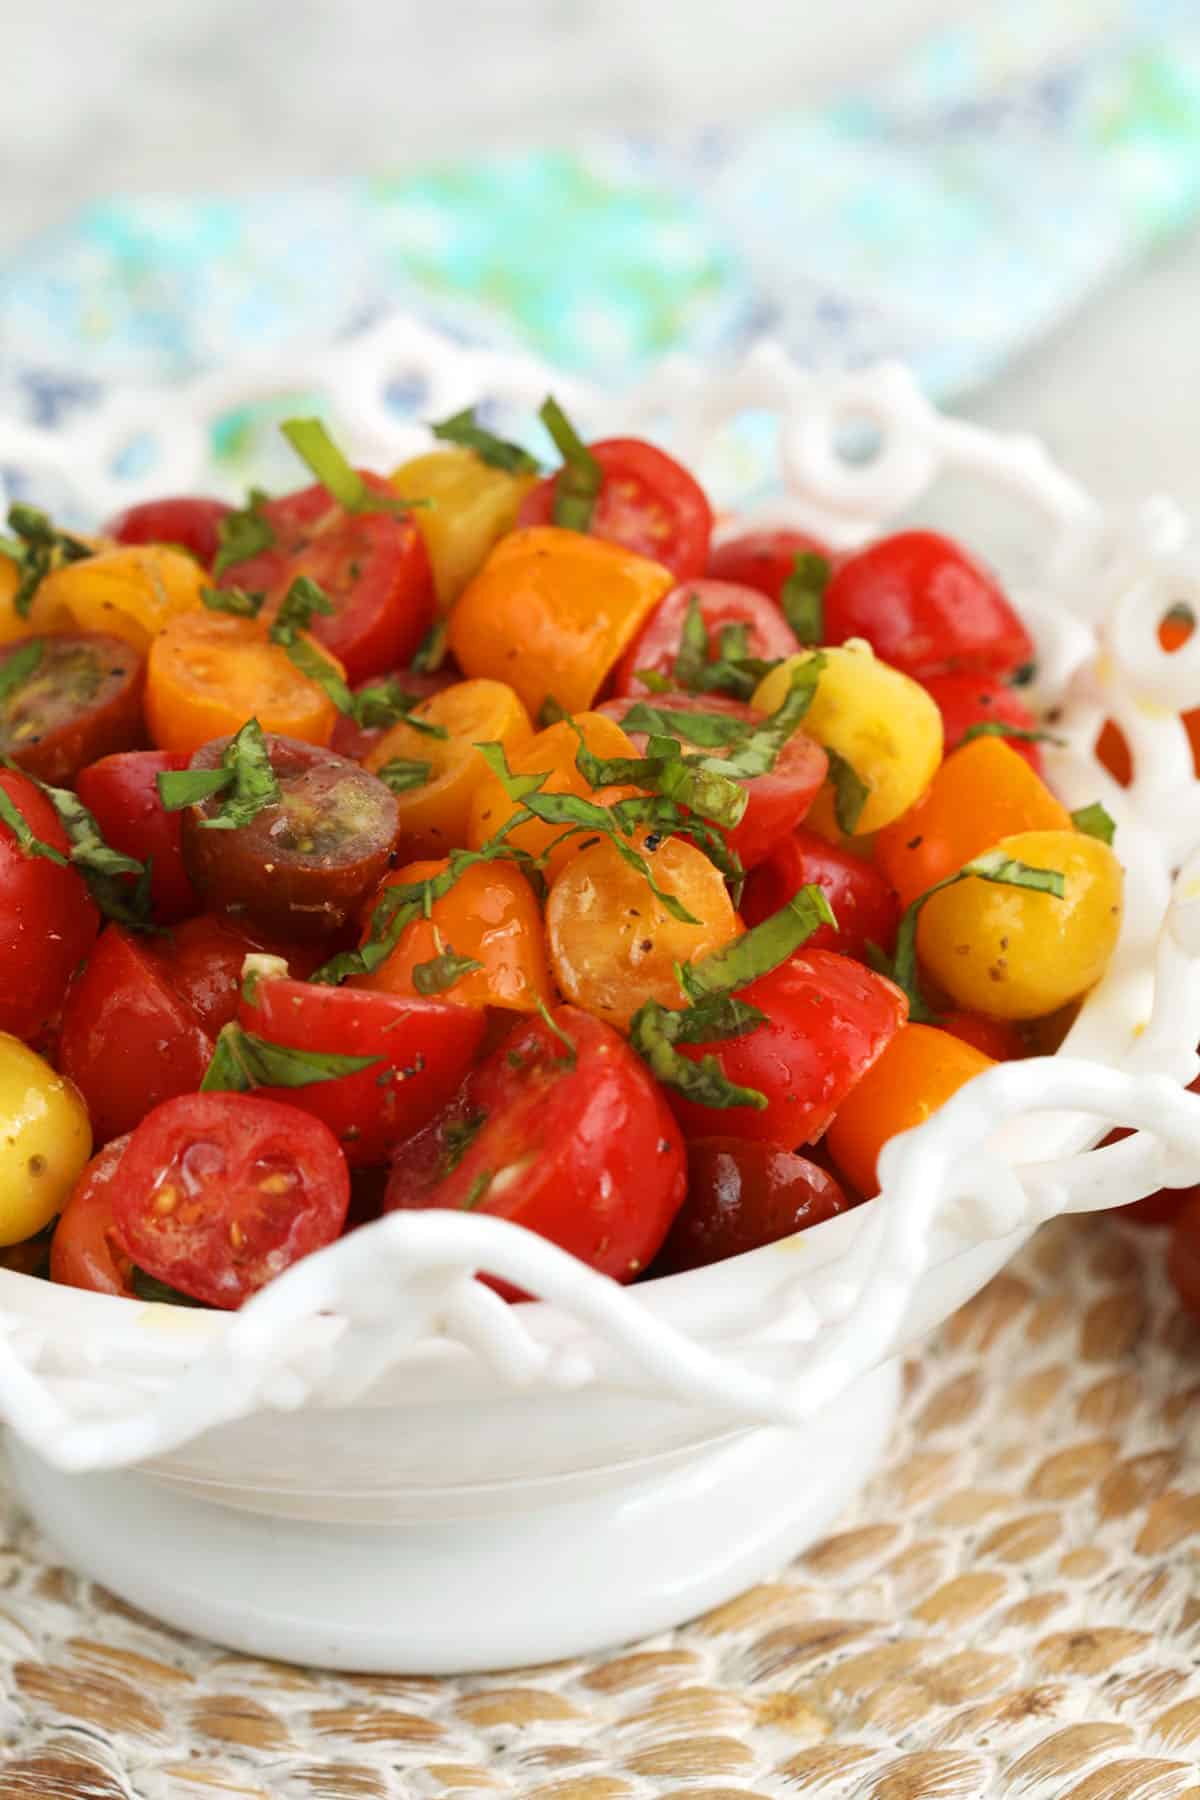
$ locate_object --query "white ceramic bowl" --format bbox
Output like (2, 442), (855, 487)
(3, 323), (1200, 1673)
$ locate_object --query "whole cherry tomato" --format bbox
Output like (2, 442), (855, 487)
(76, 749), (198, 923)
(106, 496), (232, 567)
(0, 1033), (93, 1246)
(390, 445), (536, 607)
(0, 769), (99, 1042)
(706, 528), (832, 605)
(612, 580), (801, 698)
(0, 633), (146, 785)
(823, 530), (1033, 680)
(653, 1138), (849, 1275)
(920, 671), (1045, 773)
(825, 1023), (996, 1197)
(50, 1134), (136, 1296)
(112, 1092), (351, 1308)
(742, 826), (900, 961)
(518, 438), (713, 579)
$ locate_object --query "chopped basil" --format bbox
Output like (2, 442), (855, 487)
(629, 997), (768, 1111)
(0, 637), (43, 702)
(539, 396), (602, 532)
(201, 584), (265, 618)
(0, 783), (68, 865)
(201, 1022), (381, 1093)
(131, 1266), (206, 1307)
(567, 718), (747, 832)
(678, 886), (837, 1002)
(461, 1170), (495, 1210)
(824, 746), (870, 836)
(534, 996), (577, 1065)
(442, 1108), (487, 1171)
(538, 694), (569, 728)
(779, 551), (830, 643)
(1070, 801), (1117, 845)
(157, 717), (281, 831)
(280, 416), (424, 517)
(959, 720), (1065, 750)
(411, 618), (449, 673)
(619, 700), (758, 749)
(376, 757), (433, 793)
(0, 754), (153, 925)
(410, 943), (483, 994)
(351, 675), (447, 736)
(430, 407), (540, 475)
(212, 488), (275, 579)
(2, 503), (92, 618)
(646, 595), (766, 702)
(268, 576), (355, 714)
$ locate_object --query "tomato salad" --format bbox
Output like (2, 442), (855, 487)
(0, 402), (1135, 1310)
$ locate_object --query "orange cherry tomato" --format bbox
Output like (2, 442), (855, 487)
(545, 833), (741, 1031)
(30, 544), (206, 653)
(363, 678), (531, 859)
(467, 711), (643, 880)
(448, 526), (674, 717)
(145, 610), (343, 755)
(0, 553), (28, 646)
(825, 1022), (996, 1197)
(354, 857), (554, 1015)
(873, 736), (1072, 910)
(938, 1009), (1025, 1061)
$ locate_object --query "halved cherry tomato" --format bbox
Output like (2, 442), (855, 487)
(238, 975), (487, 1166)
(0, 769), (99, 1043)
(155, 914), (324, 1037)
(76, 749), (197, 923)
(182, 735), (399, 939)
(825, 1022), (996, 1197)
(921, 671), (1045, 773)
(467, 712), (643, 881)
(874, 736), (1072, 911)
(386, 1005), (686, 1284)
(612, 580), (801, 698)
(106, 497), (232, 567)
(706, 528), (832, 605)
(0, 633), (145, 784)
(356, 857), (554, 1016)
(449, 527), (674, 718)
(331, 666), (456, 764)
(546, 833), (741, 1032)
(670, 948), (908, 1146)
(390, 446), (536, 608)
(653, 1138), (849, 1274)
(600, 690), (828, 870)
(59, 924), (214, 1142)
(30, 544), (206, 654)
(146, 610), (343, 755)
(742, 825), (900, 961)
(50, 1134), (135, 1296)
(518, 438), (713, 579)
(112, 1092), (351, 1308)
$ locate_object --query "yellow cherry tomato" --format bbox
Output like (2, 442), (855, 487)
(917, 828), (1123, 1020)
(0, 1035), (92, 1247)
(546, 833), (742, 1032)
(364, 678), (532, 859)
(391, 446), (536, 609)
(0, 553), (29, 647)
(448, 526), (674, 718)
(30, 545), (206, 653)
(468, 711), (643, 880)
(752, 640), (943, 837)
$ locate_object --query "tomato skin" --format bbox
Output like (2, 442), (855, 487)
(112, 1092), (351, 1308)
(671, 948), (908, 1147)
(825, 1023), (995, 1197)
(653, 1138), (849, 1275)
(706, 529), (832, 605)
(518, 438), (713, 579)
(612, 580), (801, 698)
(155, 914), (324, 1038)
(823, 531), (1033, 679)
(50, 1134), (135, 1296)
(938, 1009), (1025, 1062)
(238, 976), (487, 1166)
(386, 1006), (687, 1285)
(742, 826), (900, 961)
(76, 750), (197, 924)
(106, 497), (232, 567)
(59, 925), (215, 1143)
(146, 611), (344, 756)
(920, 672), (1044, 773)
(0, 632), (147, 785)
(0, 770), (100, 1042)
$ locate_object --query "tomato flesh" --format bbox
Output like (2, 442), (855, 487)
(653, 1138), (849, 1274)
(0, 633), (146, 785)
(155, 913), (325, 1037)
(106, 496), (231, 566)
(0, 770), (99, 1042)
(49, 1134), (135, 1296)
(76, 749), (197, 923)
(518, 438), (712, 579)
(613, 579), (801, 698)
(742, 826), (901, 961)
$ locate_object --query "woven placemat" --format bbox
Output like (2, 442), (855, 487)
(3, 1215), (1200, 1798)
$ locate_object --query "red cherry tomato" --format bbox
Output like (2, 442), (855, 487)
(331, 666), (457, 763)
(237, 975), (487, 1166)
(0, 769), (99, 1042)
(742, 825), (900, 961)
(939, 1009), (1026, 1062)
(106, 496), (232, 566)
(49, 1134), (135, 1296)
(156, 914), (326, 1037)
(386, 1005), (686, 1285)
(612, 579), (801, 698)
(76, 749), (198, 924)
(518, 438), (713, 579)
(218, 477), (436, 685)
(653, 1138), (849, 1275)
(112, 1092), (351, 1308)
(670, 947), (908, 1147)
(59, 924), (214, 1142)
(706, 528), (832, 605)
(921, 672), (1044, 773)
(599, 690), (827, 870)
(823, 530), (1033, 680)
(0, 633), (146, 785)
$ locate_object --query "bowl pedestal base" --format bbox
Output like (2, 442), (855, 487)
(6, 1358), (899, 1673)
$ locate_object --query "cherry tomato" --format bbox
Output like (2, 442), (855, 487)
(106, 497), (232, 567)
(826, 1023), (996, 1197)
(0, 1033), (93, 1245)
(921, 671), (1044, 773)
(218, 477), (435, 685)
(0, 769), (99, 1042)
(386, 1006), (686, 1285)
(653, 1138), (849, 1275)
(467, 712), (643, 881)
(50, 1134), (135, 1296)
(612, 580), (801, 698)
(742, 826), (900, 961)
(156, 914), (324, 1037)
(30, 544), (206, 654)
(600, 691), (828, 870)
(670, 948), (907, 1147)
(145, 610), (343, 756)
(938, 1010), (1025, 1062)
(518, 438), (712, 579)
(59, 924), (215, 1142)
(331, 666), (456, 764)
(390, 446), (536, 608)
(706, 528), (832, 605)
(0, 552), (27, 647)
(112, 1092), (351, 1308)
(0, 633), (146, 784)
(238, 974), (487, 1166)
(76, 749), (197, 923)
(182, 735), (399, 939)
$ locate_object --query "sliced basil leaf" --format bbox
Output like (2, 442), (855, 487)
(431, 407), (540, 475)
(131, 1266), (206, 1307)
(538, 694), (569, 728)
(280, 416), (423, 517)
(351, 675), (447, 736)
(534, 996), (577, 1065)
(29, 778), (152, 927)
(709, 656), (824, 781)
(157, 765), (237, 810)
(410, 944), (483, 994)
(959, 720), (1065, 750)
(201, 1021), (380, 1093)
(540, 396), (602, 532)
(567, 718), (747, 831)
(1070, 801), (1117, 845)
(268, 576), (355, 714)
(0, 783), (68, 865)
(202, 584), (265, 618)
(442, 1108), (488, 1172)
(462, 1170), (495, 1210)
(412, 618), (449, 673)
(629, 999), (768, 1111)
(5, 503), (92, 618)
(672, 593), (710, 690)
(824, 745), (870, 836)
(376, 757), (433, 794)
(620, 701), (755, 749)
(158, 717), (281, 833)
(212, 489), (275, 579)
(0, 637), (43, 702)
(678, 886), (836, 1002)
(779, 551), (830, 643)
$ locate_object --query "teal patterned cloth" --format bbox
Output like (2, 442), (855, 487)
(2, 0), (1199, 429)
